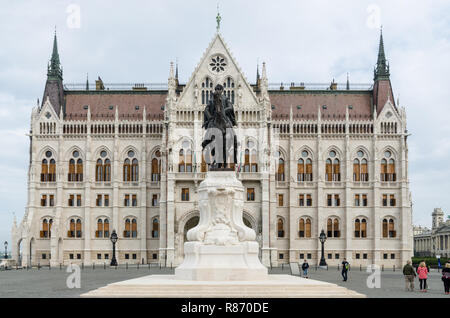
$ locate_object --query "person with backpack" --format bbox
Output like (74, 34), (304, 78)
(301, 260), (309, 278)
(341, 258), (350, 282)
(402, 260), (416, 291)
(417, 261), (429, 292)
(442, 262), (450, 295)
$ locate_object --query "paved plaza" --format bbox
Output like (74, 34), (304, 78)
(0, 265), (448, 298)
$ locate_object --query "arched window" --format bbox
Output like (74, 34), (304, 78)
(76, 159), (83, 181)
(124, 218), (138, 238)
(179, 149), (185, 172)
(124, 219), (131, 238)
(277, 218), (285, 238)
(96, 159), (103, 181)
(95, 218), (109, 238)
(298, 150), (313, 182)
(179, 141), (192, 173)
(41, 150), (56, 182)
(69, 151), (83, 182)
(382, 218), (396, 238)
(96, 151), (111, 182)
(132, 219), (138, 238)
(69, 159), (76, 182)
(40, 218), (53, 238)
(223, 77), (235, 104)
(96, 219), (103, 238)
(355, 218), (367, 238)
(152, 218), (159, 238)
(298, 218), (312, 238)
(131, 158), (139, 181)
(201, 77), (213, 105)
(327, 218), (340, 238)
(68, 218), (82, 238)
(41, 159), (49, 182)
(104, 159), (111, 181)
(277, 158), (285, 181)
(353, 150), (369, 182)
(381, 151), (396, 181)
(151, 150), (161, 181)
(76, 219), (82, 238)
(325, 150), (340, 182)
(123, 159), (131, 181)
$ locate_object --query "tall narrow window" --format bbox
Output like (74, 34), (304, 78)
(297, 158), (305, 181)
(389, 219), (396, 237)
(355, 194), (360, 206)
(333, 159), (340, 181)
(201, 77), (213, 105)
(151, 152), (161, 181)
(68, 159), (76, 182)
(152, 218), (159, 238)
(49, 195), (55, 207)
(390, 194), (396, 206)
(152, 194), (158, 206)
(327, 218), (340, 238)
(131, 159), (139, 181)
(361, 159), (368, 181)
(41, 194), (47, 207)
(104, 219), (110, 237)
(278, 194), (284, 207)
(244, 149), (250, 172)
(123, 159), (131, 182)
(306, 194), (312, 206)
(355, 219), (361, 238)
(277, 158), (285, 181)
(96, 159), (103, 181)
(132, 194), (137, 207)
(388, 159), (396, 181)
(179, 149), (185, 172)
(96, 219), (103, 238)
(76, 159), (83, 181)
(68, 219), (75, 237)
(299, 194), (304, 206)
(41, 219), (49, 238)
(305, 219), (311, 238)
(299, 219), (305, 237)
(104, 159), (111, 181)
(68, 194), (74, 207)
(382, 194), (388, 206)
(104, 194), (109, 207)
(41, 159), (49, 182)
(382, 219), (388, 238)
(361, 219), (367, 238)
(325, 159), (332, 181)
(76, 219), (82, 238)
(277, 218), (285, 238)
(124, 194), (130, 206)
(131, 219), (138, 238)
(185, 150), (192, 173)
(124, 219), (131, 238)
(305, 159), (313, 181)
(362, 194), (368, 206)
(353, 159), (360, 182)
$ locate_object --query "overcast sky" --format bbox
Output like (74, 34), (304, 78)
(0, 0), (449, 247)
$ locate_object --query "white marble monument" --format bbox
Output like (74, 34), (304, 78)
(175, 170), (267, 281)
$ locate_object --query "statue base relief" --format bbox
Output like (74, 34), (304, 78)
(82, 171), (364, 298)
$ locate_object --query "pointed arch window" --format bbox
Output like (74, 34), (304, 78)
(355, 218), (368, 238)
(40, 218), (53, 238)
(277, 158), (285, 181)
(41, 159), (49, 182)
(96, 152), (111, 182)
(76, 159), (83, 181)
(298, 150), (313, 181)
(104, 159), (111, 181)
(179, 149), (185, 172)
(151, 150), (161, 181)
(179, 141), (192, 173)
(68, 218), (82, 238)
(201, 77), (213, 105)
(69, 159), (76, 182)
(223, 77), (235, 104)
(325, 151), (340, 182)
(299, 218), (312, 238)
(277, 218), (285, 238)
(123, 159), (131, 181)
(327, 218), (340, 238)
(124, 218), (138, 238)
(96, 159), (103, 181)
(69, 151), (83, 182)
(96, 218), (110, 238)
(382, 218), (396, 238)
(381, 151), (396, 181)
(353, 150), (368, 182)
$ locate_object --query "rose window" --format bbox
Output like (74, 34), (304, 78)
(209, 55), (227, 73)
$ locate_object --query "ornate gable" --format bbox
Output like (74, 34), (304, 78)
(176, 33), (259, 111)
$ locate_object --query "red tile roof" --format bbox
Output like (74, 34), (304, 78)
(269, 91), (373, 120)
(64, 91), (167, 121)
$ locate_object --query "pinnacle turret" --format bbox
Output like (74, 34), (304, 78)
(374, 28), (390, 81)
(47, 30), (63, 80)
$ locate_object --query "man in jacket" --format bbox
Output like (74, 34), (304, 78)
(402, 260), (416, 291)
(301, 260), (309, 278)
(341, 258), (349, 282)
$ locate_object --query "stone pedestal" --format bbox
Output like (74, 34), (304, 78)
(174, 171), (267, 281)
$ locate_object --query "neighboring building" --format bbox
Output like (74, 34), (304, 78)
(11, 27), (413, 268)
(414, 208), (450, 258)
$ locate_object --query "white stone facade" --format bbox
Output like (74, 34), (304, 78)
(11, 33), (413, 268)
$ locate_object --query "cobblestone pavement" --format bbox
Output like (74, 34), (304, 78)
(0, 265), (448, 298)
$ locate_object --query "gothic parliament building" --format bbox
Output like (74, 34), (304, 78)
(11, 28), (413, 268)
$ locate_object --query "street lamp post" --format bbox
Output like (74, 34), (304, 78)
(4, 241), (8, 259)
(110, 230), (118, 266)
(319, 230), (327, 268)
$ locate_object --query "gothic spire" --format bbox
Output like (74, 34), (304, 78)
(374, 27), (389, 81)
(346, 72), (350, 90)
(86, 73), (89, 91)
(47, 30), (63, 80)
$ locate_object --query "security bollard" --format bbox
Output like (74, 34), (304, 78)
(137, 263), (139, 270)
(393, 265), (395, 272)
(360, 264), (362, 271)
(126, 263), (128, 270)
(82, 263), (84, 270)
(104, 262), (106, 270)
(382, 264), (384, 271)
(60, 263), (62, 270)
(38, 263), (40, 270)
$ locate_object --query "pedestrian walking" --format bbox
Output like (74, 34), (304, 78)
(341, 258), (350, 282)
(402, 260), (416, 291)
(442, 262), (450, 295)
(301, 260), (309, 278)
(417, 261), (429, 292)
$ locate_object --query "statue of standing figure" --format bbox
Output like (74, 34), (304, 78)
(201, 84), (237, 169)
